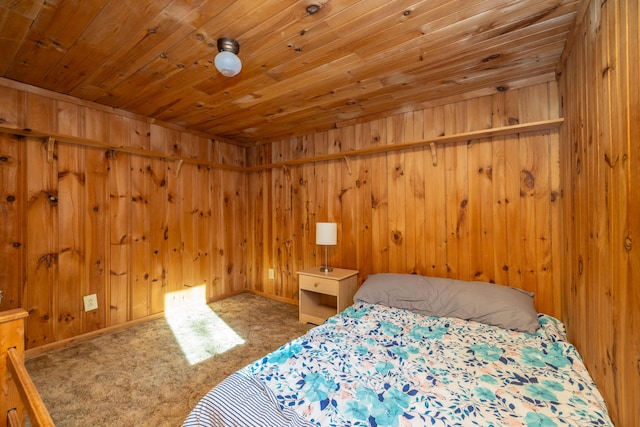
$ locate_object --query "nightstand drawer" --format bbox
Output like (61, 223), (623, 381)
(299, 275), (338, 296)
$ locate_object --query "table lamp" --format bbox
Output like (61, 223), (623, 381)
(316, 222), (337, 272)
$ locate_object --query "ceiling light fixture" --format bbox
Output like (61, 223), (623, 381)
(215, 38), (242, 77)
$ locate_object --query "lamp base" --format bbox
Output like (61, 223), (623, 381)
(319, 266), (333, 273)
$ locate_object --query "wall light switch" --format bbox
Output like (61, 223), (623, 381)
(83, 294), (98, 312)
(268, 268), (275, 280)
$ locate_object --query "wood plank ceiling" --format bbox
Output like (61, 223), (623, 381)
(0, 0), (579, 145)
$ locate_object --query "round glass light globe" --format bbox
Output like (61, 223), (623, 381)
(215, 51), (242, 77)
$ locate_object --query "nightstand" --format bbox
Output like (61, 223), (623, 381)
(297, 267), (359, 325)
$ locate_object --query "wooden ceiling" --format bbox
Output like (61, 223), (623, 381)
(0, 0), (579, 145)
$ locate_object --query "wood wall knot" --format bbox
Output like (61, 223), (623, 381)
(60, 247), (85, 261)
(521, 169), (536, 189)
(343, 156), (352, 175)
(484, 166), (493, 179)
(37, 253), (58, 269)
(604, 153), (618, 168)
(338, 187), (350, 202)
(58, 312), (75, 322)
(578, 255), (583, 275)
(482, 53), (501, 63)
(624, 236), (632, 252)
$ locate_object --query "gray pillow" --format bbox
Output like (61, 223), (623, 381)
(353, 273), (539, 333)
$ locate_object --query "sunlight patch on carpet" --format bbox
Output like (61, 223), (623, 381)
(165, 303), (245, 365)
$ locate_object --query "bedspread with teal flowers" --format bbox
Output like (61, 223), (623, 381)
(184, 302), (612, 427)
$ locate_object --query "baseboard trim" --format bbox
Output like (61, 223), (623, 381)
(245, 289), (298, 306)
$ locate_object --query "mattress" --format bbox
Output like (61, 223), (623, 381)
(184, 301), (612, 426)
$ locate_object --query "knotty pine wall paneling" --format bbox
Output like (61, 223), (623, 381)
(246, 145), (269, 296)
(247, 82), (562, 318)
(352, 123), (374, 277)
(289, 138), (309, 291)
(130, 120), (152, 321)
(369, 120), (390, 274)
(83, 109), (109, 333)
(559, 0), (639, 424)
(0, 111), (25, 309)
(387, 114), (408, 274)
(166, 128), (184, 310)
(272, 138), (294, 299)
(402, 111), (424, 276)
(23, 136), (57, 348)
(56, 101), (85, 340)
(301, 135), (318, 271)
(339, 127), (358, 270)
(444, 103), (470, 281)
(108, 117), (132, 326)
(0, 82), (247, 351)
(422, 107), (448, 279)
(176, 134), (197, 305)
(219, 141), (248, 297)
(147, 124), (170, 315)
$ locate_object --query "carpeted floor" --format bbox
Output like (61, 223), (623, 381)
(25, 293), (312, 427)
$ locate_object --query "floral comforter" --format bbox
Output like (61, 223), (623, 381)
(184, 302), (612, 427)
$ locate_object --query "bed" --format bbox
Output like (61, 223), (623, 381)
(183, 273), (613, 427)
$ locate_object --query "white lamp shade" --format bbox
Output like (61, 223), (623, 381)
(316, 222), (337, 245)
(215, 51), (242, 77)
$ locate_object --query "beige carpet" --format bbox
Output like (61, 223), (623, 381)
(25, 293), (312, 427)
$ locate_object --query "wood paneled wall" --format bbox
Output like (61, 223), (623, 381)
(246, 82), (563, 318)
(559, 0), (639, 425)
(0, 83), (247, 350)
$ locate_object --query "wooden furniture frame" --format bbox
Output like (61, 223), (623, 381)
(1, 309), (54, 427)
(297, 267), (358, 325)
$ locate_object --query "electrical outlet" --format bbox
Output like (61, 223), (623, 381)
(268, 268), (275, 280)
(83, 294), (98, 312)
